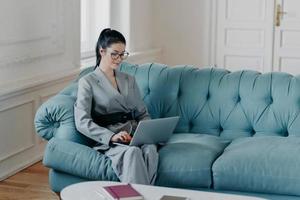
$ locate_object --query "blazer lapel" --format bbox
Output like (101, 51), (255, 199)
(93, 68), (129, 110)
(115, 70), (129, 97)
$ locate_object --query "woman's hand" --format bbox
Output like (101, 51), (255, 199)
(111, 131), (132, 143)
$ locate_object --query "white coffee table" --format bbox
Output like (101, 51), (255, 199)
(60, 181), (266, 200)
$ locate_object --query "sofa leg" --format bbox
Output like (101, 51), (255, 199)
(55, 192), (61, 199)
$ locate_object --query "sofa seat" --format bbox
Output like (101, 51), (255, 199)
(212, 136), (300, 196)
(156, 134), (229, 188)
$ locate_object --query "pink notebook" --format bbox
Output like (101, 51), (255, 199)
(102, 184), (144, 200)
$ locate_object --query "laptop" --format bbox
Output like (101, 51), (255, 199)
(114, 116), (180, 146)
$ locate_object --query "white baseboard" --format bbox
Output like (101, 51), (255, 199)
(0, 143), (45, 181)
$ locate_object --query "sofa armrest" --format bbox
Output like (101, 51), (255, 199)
(34, 94), (94, 146)
(44, 138), (119, 181)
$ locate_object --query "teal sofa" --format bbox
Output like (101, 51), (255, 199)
(35, 62), (300, 199)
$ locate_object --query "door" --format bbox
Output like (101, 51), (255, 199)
(215, 0), (300, 75)
(216, 0), (275, 72)
(273, 0), (300, 74)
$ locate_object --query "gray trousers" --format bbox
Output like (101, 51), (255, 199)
(104, 144), (158, 185)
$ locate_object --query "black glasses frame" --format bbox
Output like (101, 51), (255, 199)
(107, 50), (129, 60)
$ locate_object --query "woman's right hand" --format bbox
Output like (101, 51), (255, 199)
(111, 131), (132, 143)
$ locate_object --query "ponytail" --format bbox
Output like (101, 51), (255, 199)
(94, 28), (126, 69)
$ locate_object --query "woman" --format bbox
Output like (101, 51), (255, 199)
(74, 28), (158, 185)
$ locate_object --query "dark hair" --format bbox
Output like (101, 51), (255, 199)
(95, 28), (126, 68)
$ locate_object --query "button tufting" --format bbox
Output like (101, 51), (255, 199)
(237, 96), (241, 102)
(219, 126), (223, 132)
(207, 93), (210, 100)
(189, 122), (193, 129)
(177, 90), (181, 97)
(53, 122), (60, 128)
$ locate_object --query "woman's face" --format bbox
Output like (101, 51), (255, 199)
(100, 42), (127, 70)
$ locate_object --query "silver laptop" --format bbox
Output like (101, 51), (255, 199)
(114, 116), (180, 146)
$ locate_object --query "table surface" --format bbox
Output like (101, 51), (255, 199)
(60, 181), (267, 200)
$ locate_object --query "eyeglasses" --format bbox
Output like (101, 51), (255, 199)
(106, 49), (129, 60)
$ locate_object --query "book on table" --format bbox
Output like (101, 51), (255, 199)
(102, 184), (144, 200)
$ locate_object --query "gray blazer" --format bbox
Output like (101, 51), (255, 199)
(74, 68), (150, 150)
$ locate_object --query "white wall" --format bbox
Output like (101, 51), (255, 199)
(84, 0), (213, 68)
(0, 0), (80, 180)
(81, 0), (162, 68)
(81, 0), (216, 69)
(128, 0), (156, 52)
(110, 0), (156, 52)
(0, 0), (80, 91)
(126, 0), (162, 64)
(154, 0), (213, 67)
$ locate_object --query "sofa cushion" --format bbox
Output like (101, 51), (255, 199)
(156, 134), (229, 188)
(43, 138), (119, 181)
(212, 136), (300, 196)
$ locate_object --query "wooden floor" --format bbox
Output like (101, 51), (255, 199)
(0, 161), (59, 200)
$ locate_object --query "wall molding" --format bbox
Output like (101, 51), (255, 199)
(39, 92), (60, 105)
(0, 70), (77, 181)
(0, 67), (80, 102)
(0, 100), (35, 163)
(0, 143), (45, 181)
(0, 143), (35, 164)
(0, 97), (35, 113)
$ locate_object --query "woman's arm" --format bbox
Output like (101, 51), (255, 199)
(74, 77), (115, 145)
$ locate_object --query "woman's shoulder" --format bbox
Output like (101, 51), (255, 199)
(78, 72), (98, 86)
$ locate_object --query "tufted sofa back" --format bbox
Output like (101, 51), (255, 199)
(120, 62), (300, 140)
(34, 62), (300, 145)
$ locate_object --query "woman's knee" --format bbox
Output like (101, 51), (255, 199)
(142, 144), (157, 154)
(126, 146), (142, 156)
